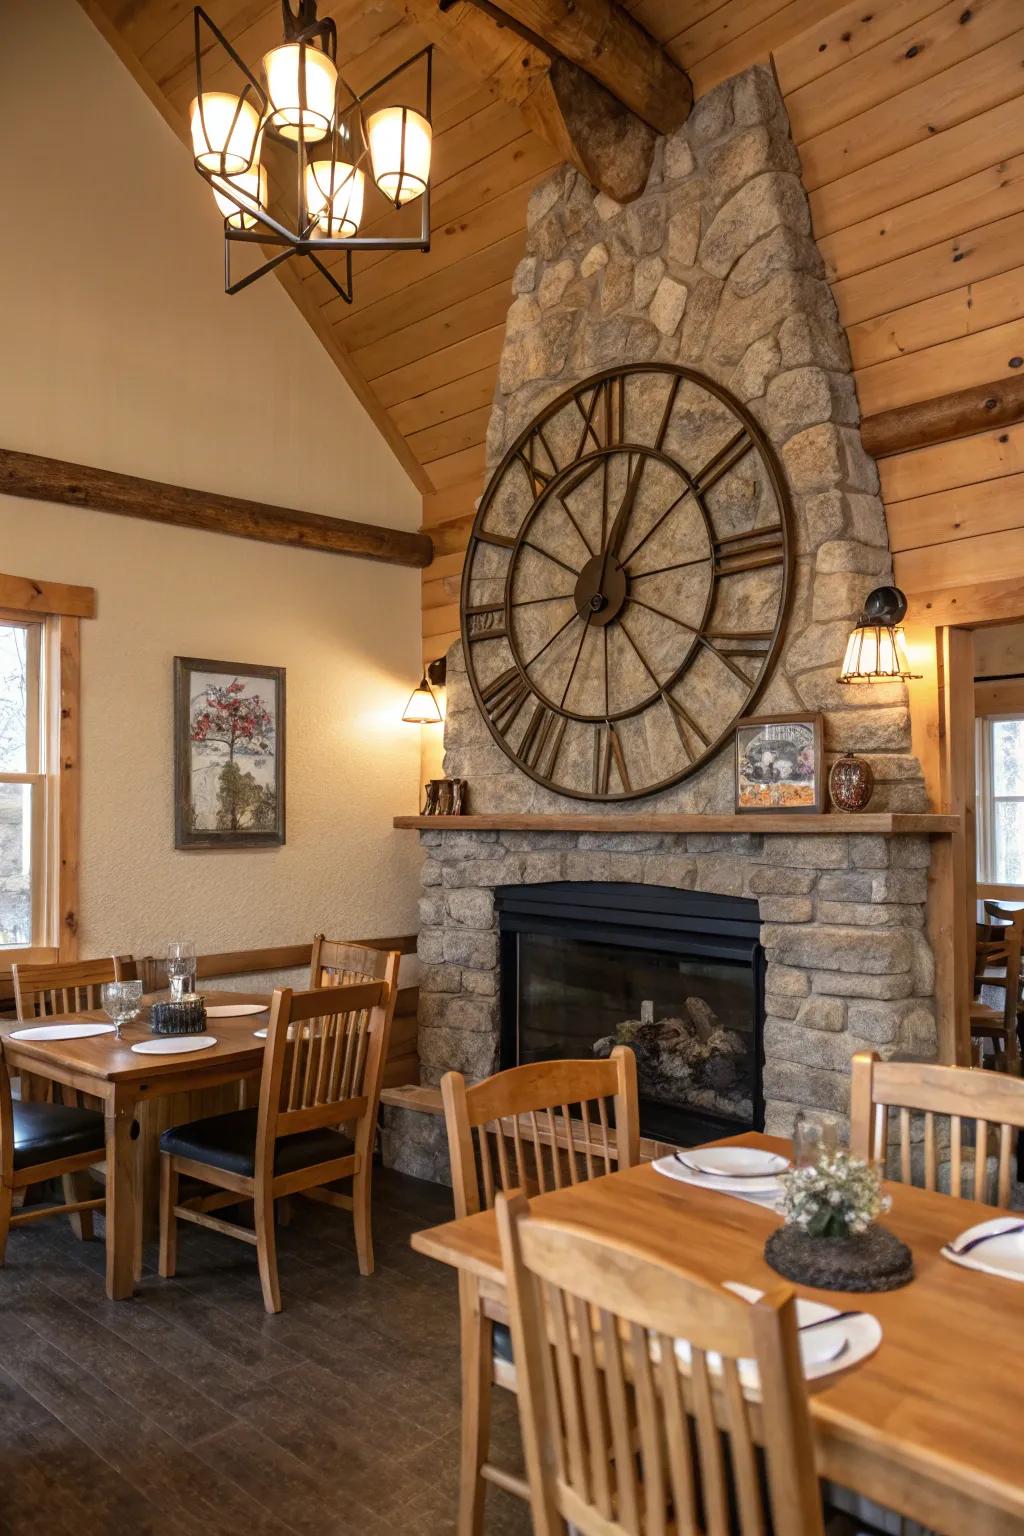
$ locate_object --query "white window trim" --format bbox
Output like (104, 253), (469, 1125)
(976, 712), (1024, 893)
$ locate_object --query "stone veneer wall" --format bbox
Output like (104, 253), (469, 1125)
(383, 66), (940, 1182)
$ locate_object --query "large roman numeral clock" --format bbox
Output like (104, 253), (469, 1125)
(460, 363), (794, 801)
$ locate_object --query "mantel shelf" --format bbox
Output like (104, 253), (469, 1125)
(393, 813), (960, 836)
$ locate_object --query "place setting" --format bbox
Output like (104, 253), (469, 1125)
(941, 1217), (1024, 1284)
(653, 1143), (790, 1205)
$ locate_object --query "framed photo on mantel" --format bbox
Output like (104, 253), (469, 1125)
(734, 712), (824, 814)
(174, 657), (286, 849)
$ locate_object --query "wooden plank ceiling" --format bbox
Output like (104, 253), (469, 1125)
(82, 0), (1024, 657)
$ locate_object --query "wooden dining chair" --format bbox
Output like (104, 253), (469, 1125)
(11, 954), (136, 1234)
(159, 969), (399, 1312)
(441, 1051), (639, 1535)
(0, 1040), (107, 1263)
(851, 1051), (1024, 1205)
(495, 1189), (826, 1536)
(970, 910), (1024, 1074)
(309, 933), (397, 990)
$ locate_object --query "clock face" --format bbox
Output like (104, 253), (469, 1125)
(460, 364), (793, 801)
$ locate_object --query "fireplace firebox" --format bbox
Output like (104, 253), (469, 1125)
(496, 883), (765, 1146)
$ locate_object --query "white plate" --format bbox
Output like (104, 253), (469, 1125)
(204, 1003), (268, 1018)
(653, 1153), (783, 1201)
(10, 1022), (116, 1042)
(131, 1034), (218, 1056)
(673, 1283), (882, 1391)
(942, 1217), (1024, 1283)
(681, 1147), (790, 1180)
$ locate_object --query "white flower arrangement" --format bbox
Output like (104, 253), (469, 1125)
(780, 1151), (891, 1239)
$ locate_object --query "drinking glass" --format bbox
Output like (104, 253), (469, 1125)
(166, 939), (196, 1001)
(793, 1108), (840, 1169)
(101, 980), (144, 1039)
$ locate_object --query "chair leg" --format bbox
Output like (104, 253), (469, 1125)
(158, 1156), (179, 1278)
(457, 1278), (493, 1536)
(255, 1186), (282, 1314)
(0, 1182), (12, 1266)
(62, 1170), (95, 1241)
(353, 1159), (374, 1277)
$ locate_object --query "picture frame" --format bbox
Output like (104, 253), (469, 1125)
(174, 656), (285, 849)
(734, 712), (824, 815)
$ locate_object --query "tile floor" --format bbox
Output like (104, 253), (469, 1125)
(0, 1170), (531, 1536)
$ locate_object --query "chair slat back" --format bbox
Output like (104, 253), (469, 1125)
(442, 1052), (640, 1219)
(496, 1194), (825, 1536)
(851, 1051), (1024, 1205)
(258, 966), (399, 1149)
(13, 956), (136, 1020)
(309, 934), (392, 989)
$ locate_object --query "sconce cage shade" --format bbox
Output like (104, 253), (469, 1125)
(263, 41), (338, 143)
(366, 105), (432, 206)
(190, 91), (262, 176)
(212, 164), (268, 229)
(839, 618), (920, 683)
(402, 676), (442, 724)
(306, 159), (365, 237)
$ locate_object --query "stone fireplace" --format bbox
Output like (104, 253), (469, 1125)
(385, 64), (940, 1182)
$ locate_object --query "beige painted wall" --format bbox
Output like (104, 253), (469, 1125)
(0, 1), (425, 958)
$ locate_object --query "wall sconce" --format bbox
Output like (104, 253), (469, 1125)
(402, 656), (447, 722)
(838, 586), (921, 683)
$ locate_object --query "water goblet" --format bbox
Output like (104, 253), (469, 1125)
(166, 939), (197, 1001)
(793, 1108), (840, 1169)
(101, 979), (144, 1040)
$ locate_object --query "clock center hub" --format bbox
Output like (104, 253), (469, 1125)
(574, 554), (628, 627)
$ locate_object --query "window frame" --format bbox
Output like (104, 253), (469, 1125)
(0, 572), (93, 966)
(976, 711), (1024, 894)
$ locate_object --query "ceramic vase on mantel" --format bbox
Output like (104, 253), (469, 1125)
(828, 751), (874, 813)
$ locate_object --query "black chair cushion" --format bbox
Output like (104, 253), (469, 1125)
(493, 1322), (514, 1366)
(159, 1107), (354, 1179)
(12, 1101), (105, 1171)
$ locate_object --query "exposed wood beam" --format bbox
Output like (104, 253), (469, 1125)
(464, 0), (691, 134)
(396, 0), (658, 203)
(0, 448), (433, 569)
(74, 0), (434, 497)
(861, 374), (1024, 458)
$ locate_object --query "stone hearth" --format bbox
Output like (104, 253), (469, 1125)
(385, 64), (940, 1182)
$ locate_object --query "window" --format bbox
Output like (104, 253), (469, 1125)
(0, 618), (44, 947)
(977, 714), (1024, 889)
(0, 572), (92, 963)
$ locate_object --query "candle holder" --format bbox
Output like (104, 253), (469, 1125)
(149, 994), (209, 1036)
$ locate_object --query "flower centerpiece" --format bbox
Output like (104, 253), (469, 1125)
(781, 1152), (890, 1238)
(765, 1150), (914, 1292)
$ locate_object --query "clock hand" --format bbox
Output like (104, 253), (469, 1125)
(604, 452), (647, 567)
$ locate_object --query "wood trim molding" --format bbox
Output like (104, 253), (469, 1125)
(975, 678), (1024, 715)
(56, 616), (81, 960)
(861, 375), (1024, 458)
(0, 448), (433, 569)
(0, 572), (95, 619)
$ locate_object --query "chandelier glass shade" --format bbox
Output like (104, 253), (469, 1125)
(367, 107), (432, 206)
(212, 165), (268, 229)
(189, 2), (433, 302)
(305, 159), (364, 237)
(262, 42), (338, 143)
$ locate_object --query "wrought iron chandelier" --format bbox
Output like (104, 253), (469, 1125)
(190, 0), (433, 302)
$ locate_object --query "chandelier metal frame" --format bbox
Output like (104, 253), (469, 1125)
(191, 2), (434, 303)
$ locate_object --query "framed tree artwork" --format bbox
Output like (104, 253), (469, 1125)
(174, 657), (285, 848)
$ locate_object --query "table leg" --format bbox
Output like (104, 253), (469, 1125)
(104, 1098), (139, 1301)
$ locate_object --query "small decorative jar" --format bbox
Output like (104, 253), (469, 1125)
(764, 1149), (913, 1292)
(150, 994), (208, 1035)
(829, 751), (874, 812)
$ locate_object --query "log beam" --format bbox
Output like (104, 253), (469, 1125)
(861, 374), (1024, 458)
(472, 0), (691, 134)
(396, 0), (659, 202)
(0, 448), (433, 569)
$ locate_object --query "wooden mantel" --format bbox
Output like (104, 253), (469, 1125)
(394, 813), (960, 835)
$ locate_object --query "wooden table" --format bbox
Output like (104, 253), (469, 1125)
(1, 992), (270, 1301)
(411, 1133), (1024, 1535)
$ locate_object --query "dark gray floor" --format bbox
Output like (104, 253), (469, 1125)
(0, 1170), (531, 1536)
